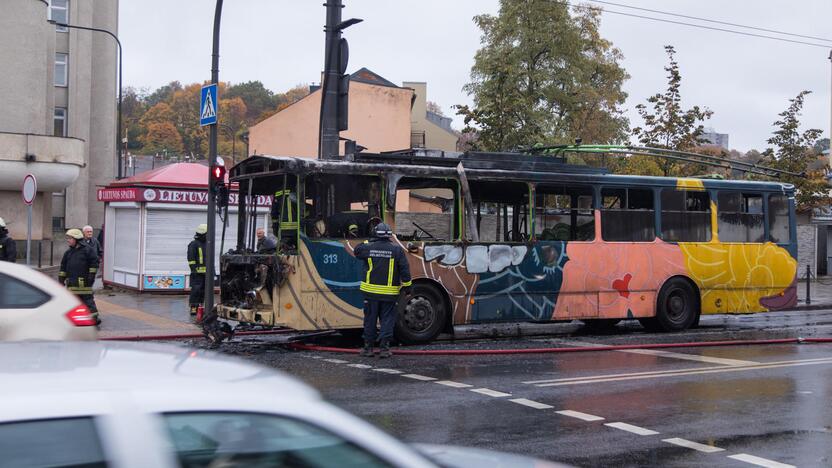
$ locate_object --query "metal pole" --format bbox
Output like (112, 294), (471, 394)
(828, 50), (832, 168)
(204, 0), (223, 323)
(52, 22), (122, 179)
(806, 264), (812, 305)
(26, 205), (32, 266)
(318, 0), (343, 160)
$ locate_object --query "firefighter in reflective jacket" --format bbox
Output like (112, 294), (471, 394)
(59, 229), (100, 324)
(353, 223), (411, 358)
(187, 224), (208, 316)
(271, 189), (298, 248)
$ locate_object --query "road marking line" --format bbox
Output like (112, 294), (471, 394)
(531, 358), (832, 387)
(727, 453), (795, 468)
(604, 422), (659, 436)
(525, 357), (832, 385)
(435, 380), (473, 388)
(402, 374), (437, 381)
(470, 388), (512, 398)
(620, 349), (759, 366)
(509, 398), (554, 409)
(373, 368), (403, 374)
(662, 438), (724, 453)
(556, 410), (604, 421)
(348, 364), (373, 369)
(309, 356), (323, 359)
(323, 359), (348, 364)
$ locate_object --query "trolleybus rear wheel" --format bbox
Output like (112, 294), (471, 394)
(653, 277), (698, 332)
(395, 284), (447, 344)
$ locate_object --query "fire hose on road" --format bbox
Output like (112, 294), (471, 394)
(101, 330), (832, 355)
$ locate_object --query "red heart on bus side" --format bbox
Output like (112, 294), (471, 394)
(612, 273), (632, 298)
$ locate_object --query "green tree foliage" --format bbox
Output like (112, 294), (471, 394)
(456, 0), (629, 151)
(762, 91), (828, 211)
(121, 87), (147, 150)
(628, 46), (713, 177)
(145, 81), (182, 107)
(225, 81), (276, 122)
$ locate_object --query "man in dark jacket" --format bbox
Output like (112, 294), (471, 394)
(81, 225), (103, 271)
(187, 224), (208, 316)
(59, 228), (100, 324)
(0, 217), (16, 263)
(354, 223), (411, 358)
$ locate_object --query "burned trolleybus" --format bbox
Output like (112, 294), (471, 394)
(218, 148), (797, 343)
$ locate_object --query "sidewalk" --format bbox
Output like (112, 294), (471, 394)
(795, 280), (832, 310)
(93, 284), (201, 339)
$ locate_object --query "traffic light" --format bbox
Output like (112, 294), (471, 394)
(211, 165), (226, 183)
(210, 164), (228, 208)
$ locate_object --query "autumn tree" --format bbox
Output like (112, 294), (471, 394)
(762, 91), (828, 210)
(626, 45), (713, 177)
(145, 81), (182, 107)
(142, 122), (183, 154)
(456, 0), (629, 151)
(121, 87), (147, 150)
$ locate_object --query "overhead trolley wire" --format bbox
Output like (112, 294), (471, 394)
(557, 0), (831, 49)
(587, 0), (832, 44)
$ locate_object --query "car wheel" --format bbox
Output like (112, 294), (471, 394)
(654, 278), (698, 332)
(395, 284), (447, 344)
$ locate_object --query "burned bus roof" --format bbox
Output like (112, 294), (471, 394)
(230, 153), (795, 194)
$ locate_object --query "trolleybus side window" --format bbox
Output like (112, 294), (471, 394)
(302, 174), (382, 239)
(534, 184), (595, 241)
(768, 194), (791, 244)
(393, 177), (459, 242)
(469, 181), (530, 243)
(717, 192), (764, 242)
(660, 189), (711, 242)
(601, 187), (655, 242)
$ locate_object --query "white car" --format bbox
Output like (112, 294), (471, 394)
(0, 261), (97, 340)
(0, 341), (563, 468)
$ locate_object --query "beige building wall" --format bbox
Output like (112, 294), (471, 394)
(249, 80), (413, 157)
(404, 81), (459, 152)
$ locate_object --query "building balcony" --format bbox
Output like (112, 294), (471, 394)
(0, 132), (84, 192)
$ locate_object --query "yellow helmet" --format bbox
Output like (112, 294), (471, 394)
(195, 224), (208, 235)
(65, 228), (84, 240)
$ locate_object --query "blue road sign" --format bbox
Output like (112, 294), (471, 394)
(200, 84), (218, 126)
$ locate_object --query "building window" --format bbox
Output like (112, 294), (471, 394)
(55, 53), (68, 87)
(53, 108), (67, 137)
(49, 0), (69, 32)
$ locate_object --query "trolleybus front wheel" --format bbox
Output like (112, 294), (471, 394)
(395, 284), (447, 344)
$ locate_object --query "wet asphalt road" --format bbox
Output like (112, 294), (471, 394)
(202, 310), (832, 467)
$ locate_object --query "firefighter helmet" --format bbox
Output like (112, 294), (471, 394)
(373, 223), (393, 239)
(195, 224), (208, 235)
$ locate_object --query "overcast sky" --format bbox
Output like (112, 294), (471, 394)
(119, 0), (832, 152)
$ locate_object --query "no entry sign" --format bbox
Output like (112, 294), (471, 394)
(22, 174), (37, 206)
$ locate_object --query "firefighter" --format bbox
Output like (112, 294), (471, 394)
(187, 224), (208, 316)
(354, 223), (412, 358)
(59, 229), (100, 324)
(271, 189), (299, 248)
(0, 217), (16, 262)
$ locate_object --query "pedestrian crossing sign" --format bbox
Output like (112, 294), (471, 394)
(200, 83), (218, 126)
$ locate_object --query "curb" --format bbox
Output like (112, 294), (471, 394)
(780, 303), (832, 312)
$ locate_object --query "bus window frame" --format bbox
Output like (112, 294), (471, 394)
(532, 182), (596, 242)
(599, 185), (657, 243)
(391, 175), (462, 243)
(716, 190), (766, 243)
(466, 179), (532, 244)
(300, 172), (386, 241)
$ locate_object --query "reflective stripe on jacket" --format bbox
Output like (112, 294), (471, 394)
(187, 238), (207, 274)
(59, 243), (98, 296)
(354, 239), (412, 301)
(273, 190), (299, 231)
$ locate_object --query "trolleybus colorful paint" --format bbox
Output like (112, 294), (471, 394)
(217, 150), (797, 343)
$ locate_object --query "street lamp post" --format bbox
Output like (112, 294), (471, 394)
(219, 124), (236, 165)
(50, 20), (123, 179)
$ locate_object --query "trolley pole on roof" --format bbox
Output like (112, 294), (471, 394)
(204, 0), (223, 322)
